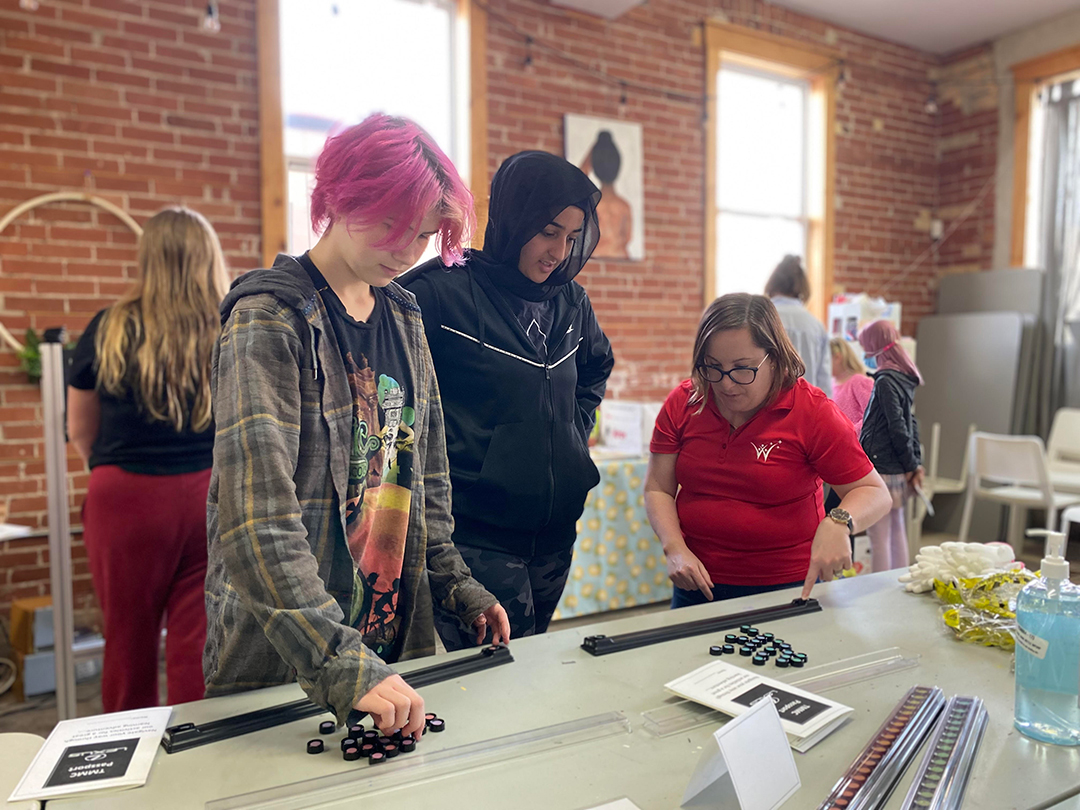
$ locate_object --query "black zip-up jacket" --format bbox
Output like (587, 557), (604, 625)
(859, 369), (922, 475)
(402, 261), (614, 556)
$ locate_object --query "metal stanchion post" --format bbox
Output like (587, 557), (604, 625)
(41, 338), (76, 721)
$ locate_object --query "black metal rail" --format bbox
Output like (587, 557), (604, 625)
(162, 644), (513, 753)
(580, 598), (822, 655)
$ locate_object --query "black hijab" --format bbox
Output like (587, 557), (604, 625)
(470, 151), (601, 302)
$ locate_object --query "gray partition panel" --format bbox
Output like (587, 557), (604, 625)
(915, 312), (1026, 540)
(937, 268), (1044, 317)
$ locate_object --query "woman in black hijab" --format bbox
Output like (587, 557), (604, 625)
(402, 151), (615, 648)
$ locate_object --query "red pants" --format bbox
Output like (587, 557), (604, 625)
(82, 465), (210, 712)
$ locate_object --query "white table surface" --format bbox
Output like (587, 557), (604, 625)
(1, 733), (44, 810)
(49, 572), (1080, 810)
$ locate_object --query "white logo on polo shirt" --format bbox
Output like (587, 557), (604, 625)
(751, 440), (782, 462)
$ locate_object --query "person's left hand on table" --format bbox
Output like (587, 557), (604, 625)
(473, 604), (511, 645)
(801, 518), (854, 598)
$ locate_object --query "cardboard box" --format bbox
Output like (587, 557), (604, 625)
(10, 595), (54, 655)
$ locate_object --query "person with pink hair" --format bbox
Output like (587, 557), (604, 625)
(858, 320), (924, 572)
(204, 114), (509, 738)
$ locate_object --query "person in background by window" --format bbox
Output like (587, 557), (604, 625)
(204, 114), (508, 738)
(402, 151), (615, 647)
(830, 337), (874, 434)
(858, 320), (924, 573)
(644, 294), (890, 607)
(764, 255), (832, 396)
(68, 207), (228, 712)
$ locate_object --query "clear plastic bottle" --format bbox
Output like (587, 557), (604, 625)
(1014, 529), (1080, 745)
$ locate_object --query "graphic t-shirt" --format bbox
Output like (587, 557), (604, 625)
(298, 254), (414, 660)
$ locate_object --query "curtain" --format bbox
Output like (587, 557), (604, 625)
(1034, 79), (1080, 435)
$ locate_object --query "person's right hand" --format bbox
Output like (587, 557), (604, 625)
(665, 543), (713, 601)
(354, 674), (425, 739)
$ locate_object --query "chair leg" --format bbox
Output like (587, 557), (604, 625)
(1006, 506), (1027, 559)
(957, 490), (975, 543)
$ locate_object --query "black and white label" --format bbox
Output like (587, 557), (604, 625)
(731, 684), (830, 726)
(44, 739), (139, 788)
(1014, 626), (1049, 660)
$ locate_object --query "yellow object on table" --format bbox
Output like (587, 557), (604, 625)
(935, 569), (1036, 650)
(554, 456), (672, 620)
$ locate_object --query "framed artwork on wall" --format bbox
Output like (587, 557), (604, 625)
(564, 114), (645, 261)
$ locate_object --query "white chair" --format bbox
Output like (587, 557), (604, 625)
(1047, 407), (1080, 494)
(957, 431), (1080, 556)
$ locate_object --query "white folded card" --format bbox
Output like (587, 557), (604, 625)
(9, 706), (172, 802)
(665, 660), (852, 753)
(682, 697), (800, 809)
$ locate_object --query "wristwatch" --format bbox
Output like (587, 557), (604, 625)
(828, 507), (854, 536)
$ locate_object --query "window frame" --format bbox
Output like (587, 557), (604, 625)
(1009, 44), (1080, 268)
(256, 0), (490, 267)
(705, 22), (837, 320)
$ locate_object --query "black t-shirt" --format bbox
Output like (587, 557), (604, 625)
(297, 253), (415, 660)
(68, 310), (214, 475)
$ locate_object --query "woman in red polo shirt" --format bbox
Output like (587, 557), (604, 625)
(645, 293), (892, 607)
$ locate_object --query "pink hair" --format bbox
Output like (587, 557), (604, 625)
(309, 113), (474, 266)
(858, 320), (922, 384)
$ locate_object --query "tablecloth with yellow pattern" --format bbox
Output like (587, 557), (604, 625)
(553, 456), (673, 620)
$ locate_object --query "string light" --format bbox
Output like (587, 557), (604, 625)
(18, 0), (39, 9)
(201, 1), (221, 33)
(924, 95), (940, 114)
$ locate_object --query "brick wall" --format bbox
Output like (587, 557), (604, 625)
(482, 0), (994, 389)
(0, 0), (260, 618)
(0, 0), (1001, 618)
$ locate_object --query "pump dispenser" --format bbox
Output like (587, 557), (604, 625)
(1014, 528), (1080, 745)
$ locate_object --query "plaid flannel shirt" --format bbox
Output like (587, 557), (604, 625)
(203, 255), (496, 722)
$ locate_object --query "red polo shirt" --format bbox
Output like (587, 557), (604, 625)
(651, 378), (873, 586)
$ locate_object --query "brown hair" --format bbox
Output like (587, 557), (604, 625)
(689, 293), (805, 410)
(829, 337), (866, 376)
(95, 207), (229, 433)
(764, 254), (811, 303)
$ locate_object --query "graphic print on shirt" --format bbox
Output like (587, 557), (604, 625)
(343, 352), (415, 657)
(751, 440), (783, 462)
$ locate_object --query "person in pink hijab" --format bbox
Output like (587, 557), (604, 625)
(858, 320), (924, 572)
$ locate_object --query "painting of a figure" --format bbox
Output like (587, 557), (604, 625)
(564, 114), (644, 261)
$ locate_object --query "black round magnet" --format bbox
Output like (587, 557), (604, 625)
(369, 751), (386, 765)
(762, 632), (774, 641)
(425, 712), (437, 722)
(736, 635), (749, 645)
(775, 658), (790, 667)
(790, 658), (804, 667)
(746, 627), (759, 637)
(739, 624), (752, 633)
(383, 743), (399, 758)
(725, 633), (738, 643)
(362, 730), (379, 742)
(721, 643), (735, 654)
(340, 737), (357, 751)
(343, 747), (361, 762)
(306, 739), (324, 754)
(377, 736), (393, 747)
(739, 646), (753, 656)
(349, 724), (364, 737)
(360, 744), (377, 758)
(319, 721), (336, 735)
(428, 718), (446, 732)
(400, 738), (416, 754)
(710, 645), (724, 656)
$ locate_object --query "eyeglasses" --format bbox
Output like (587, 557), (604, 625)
(696, 354), (769, 385)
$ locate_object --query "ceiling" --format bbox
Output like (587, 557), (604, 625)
(764, 0), (1080, 54)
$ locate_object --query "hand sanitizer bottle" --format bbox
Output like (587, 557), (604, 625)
(1014, 528), (1080, 745)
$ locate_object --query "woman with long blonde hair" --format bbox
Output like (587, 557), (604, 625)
(68, 207), (228, 711)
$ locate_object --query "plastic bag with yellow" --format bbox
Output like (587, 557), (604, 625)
(935, 569), (1036, 650)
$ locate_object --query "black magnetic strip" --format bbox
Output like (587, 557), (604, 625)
(580, 598), (821, 655)
(161, 644), (513, 753)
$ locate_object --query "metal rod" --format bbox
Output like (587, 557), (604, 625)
(42, 341), (77, 721)
(581, 597), (821, 655)
(163, 645), (514, 753)
(1025, 783), (1080, 810)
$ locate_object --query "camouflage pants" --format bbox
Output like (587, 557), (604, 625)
(434, 544), (575, 652)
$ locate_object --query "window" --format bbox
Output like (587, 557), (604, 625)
(1011, 43), (1080, 266)
(705, 23), (836, 318)
(257, 0), (486, 265)
(715, 66), (809, 297)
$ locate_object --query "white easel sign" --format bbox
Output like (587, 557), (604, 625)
(681, 698), (800, 809)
